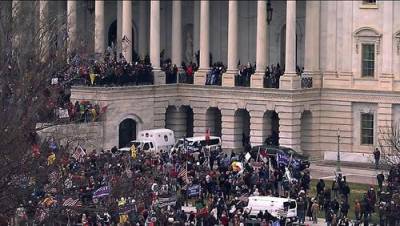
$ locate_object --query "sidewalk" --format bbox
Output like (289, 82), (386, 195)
(309, 160), (384, 185)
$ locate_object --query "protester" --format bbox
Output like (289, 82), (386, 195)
(373, 148), (381, 169)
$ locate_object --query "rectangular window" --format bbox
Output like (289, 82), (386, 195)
(361, 113), (374, 145)
(361, 44), (375, 77)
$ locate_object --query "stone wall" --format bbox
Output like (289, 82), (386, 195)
(69, 84), (400, 159)
(37, 122), (104, 152)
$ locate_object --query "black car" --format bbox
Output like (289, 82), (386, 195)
(250, 145), (310, 170)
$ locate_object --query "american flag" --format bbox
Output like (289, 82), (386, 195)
(36, 208), (49, 223)
(63, 197), (82, 207)
(72, 146), (86, 162)
(48, 171), (59, 185)
(178, 167), (187, 179)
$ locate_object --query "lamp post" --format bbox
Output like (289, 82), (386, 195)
(336, 128), (341, 173)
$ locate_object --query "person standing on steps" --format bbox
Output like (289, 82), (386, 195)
(373, 147), (381, 169)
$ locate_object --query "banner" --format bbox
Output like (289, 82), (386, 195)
(157, 196), (177, 208)
(58, 108), (69, 119)
(276, 152), (290, 166)
(51, 78), (58, 85)
(187, 185), (201, 197)
(93, 186), (111, 199)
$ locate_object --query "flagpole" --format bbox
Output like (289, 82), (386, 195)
(256, 146), (260, 162)
(185, 161), (188, 184)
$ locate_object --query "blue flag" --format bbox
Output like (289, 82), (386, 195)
(93, 186), (111, 199)
(187, 185), (201, 197)
(276, 152), (290, 166)
(271, 220), (280, 226)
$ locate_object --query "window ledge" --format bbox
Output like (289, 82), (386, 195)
(353, 77), (378, 81)
(360, 4), (378, 9)
(360, 144), (374, 146)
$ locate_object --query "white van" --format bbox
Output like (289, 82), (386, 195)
(130, 129), (175, 154)
(170, 136), (222, 153)
(245, 196), (297, 221)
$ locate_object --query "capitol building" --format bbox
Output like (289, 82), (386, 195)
(7, 0), (400, 162)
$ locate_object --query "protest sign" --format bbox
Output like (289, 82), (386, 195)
(187, 184), (201, 197)
(157, 196), (177, 208)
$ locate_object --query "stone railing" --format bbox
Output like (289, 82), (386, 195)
(178, 72), (194, 84)
(263, 76), (280, 89)
(235, 75), (251, 87)
(301, 73), (313, 89)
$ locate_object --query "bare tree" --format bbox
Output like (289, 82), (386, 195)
(0, 1), (72, 218)
(378, 122), (400, 167)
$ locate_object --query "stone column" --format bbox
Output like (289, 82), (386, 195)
(171, 0), (182, 67)
(193, 107), (207, 137)
(278, 109), (302, 152)
(117, 1), (122, 52)
(280, 0), (300, 90)
(67, 0), (78, 53)
(39, 0), (49, 61)
(194, 0), (210, 85)
(251, 0), (268, 88)
(138, 1), (148, 58)
(304, 1), (321, 88)
(94, 0), (105, 55)
(56, 1), (65, 57)
(221, 109), (235, 151)
(222, 1), (239, 87)
(193, 1), (200, 61)
(122, 1), (132, 62)
(377, 103), (393, 145)
(165, 107), (187, 140)
(325, 1), (337, 76)
(150, 0), (165, 84)
(250, 110), (264, 147)
(381, 1), (394, 90)
(154, 105), (166, 129)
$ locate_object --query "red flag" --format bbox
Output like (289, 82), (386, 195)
(100, 105), (108, 114)
(32, 144), (40, 158)
(205, 128), (210, 144)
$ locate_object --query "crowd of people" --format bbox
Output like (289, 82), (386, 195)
(13, 138), (317, 225)
(205, 62), (226, 86)
(235, 63), (256, 87)
(374, 165), (400, 226)
(264, 64), (284, 89)
(163, 61), (198, 84)
(12, 130), (400, 226)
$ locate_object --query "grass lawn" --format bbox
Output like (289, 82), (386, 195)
(309, 179), (379, 223)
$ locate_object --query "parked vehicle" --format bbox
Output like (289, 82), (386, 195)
(130, 129), (175, 154)
(245, 196), (297, 222)
(250, 145), (310, 170)
(170, 136), (222, 153)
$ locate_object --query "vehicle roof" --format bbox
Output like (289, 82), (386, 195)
(118, 147), (131, 152)
(248, 196), (296, 203)
(139, 128), (174, 134)
(178, 136), (221, 142)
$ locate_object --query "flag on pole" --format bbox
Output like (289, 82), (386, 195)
(205, 128), (210, 145)
(72, 146), (86, 162)
(259, 149), (269, 163)
(276, 152), (290, 166)
(130, 145), (137, 159)
(93, 186), (111, 199)
(63, 197), (82, 207)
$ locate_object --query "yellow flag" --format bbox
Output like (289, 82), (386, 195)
(130, 145), (137, 159)
(89, 73), (96, 85)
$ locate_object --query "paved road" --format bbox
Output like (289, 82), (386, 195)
(309, 161), (381, 185)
